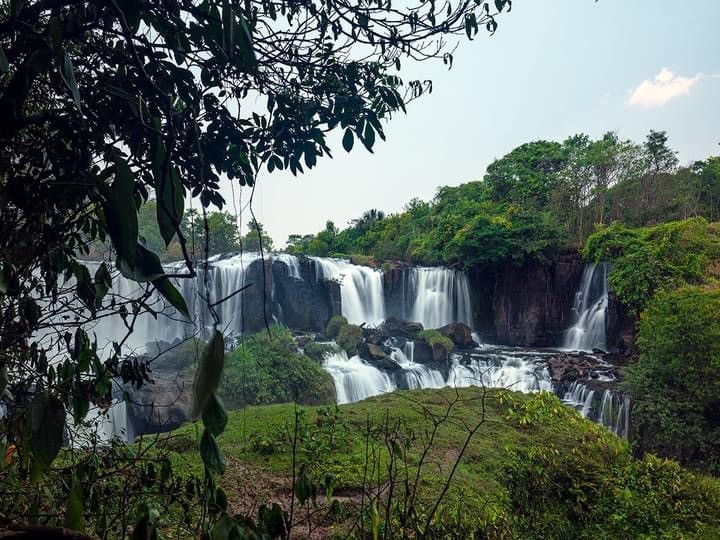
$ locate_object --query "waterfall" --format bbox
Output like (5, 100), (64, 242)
(562, 263), (610, 351)
(311, 257), (386, 326)
(274, 253), (302, 279)
(84, 253), (264, 352)
(323, 346), (554, 405)
(407, 267), (474, 329)
(598, 388), (630, 437)
(392, 345), (446, 390)
(323, 350), (395, 404)
(446, 350), (553, 392)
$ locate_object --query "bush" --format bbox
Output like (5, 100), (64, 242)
(219, 326), (335, 408)
(622, 286), (720, 473)
(326, 315), (348, 339)
(504, 438), (720, 538)
(303, 342), (335, 363)
(418, 329), (454, 356)
(584, 218), (720, 314)
(337, 324), (363, 356)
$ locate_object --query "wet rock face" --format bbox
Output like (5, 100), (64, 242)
(470, 251), (585, 347)
(271, 256), (342, 332)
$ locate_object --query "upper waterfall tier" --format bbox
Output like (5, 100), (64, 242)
(84, 254), (477, 351)
(562, 262), (610, 352)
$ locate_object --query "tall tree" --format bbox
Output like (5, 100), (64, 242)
(1, 5), (514, 531)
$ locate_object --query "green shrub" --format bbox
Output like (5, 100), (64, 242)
(326, 315), (348, 339)
(219, 326), (335, 408)
(504, 438), (720, 538)
(418, 329), (454, 355)
(303, 342), (335, 363)
(584, 218), (720, 314)
(336, 324), (363, 356)
(622, 286), (720, 473)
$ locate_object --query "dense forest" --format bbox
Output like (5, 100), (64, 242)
(287, 130), (720, 269)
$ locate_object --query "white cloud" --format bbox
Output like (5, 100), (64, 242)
(628, 68), (702, 107)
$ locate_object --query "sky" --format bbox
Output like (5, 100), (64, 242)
(220, 0), (720, 248)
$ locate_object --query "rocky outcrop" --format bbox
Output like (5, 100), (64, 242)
(606, 290), (636, 354)
(547, 352), (620, 384)
(438, 322), (476, 349)
(125, 365), (193, 439)
(379, 316), (423, 340)
(272, 255), (342, 332)
(470, 251), (584, 347)
(236, 257), (275, 334)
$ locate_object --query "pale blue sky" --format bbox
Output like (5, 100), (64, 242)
(222, 0), (720, 247)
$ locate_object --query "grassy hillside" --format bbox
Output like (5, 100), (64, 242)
(162, 388), (720, 539)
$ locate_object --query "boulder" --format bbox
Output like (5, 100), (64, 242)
(358, 342), (388, 362)
(125, 367), (193, 440)
(380, 316), (424, 339)
(371, 356), (402, 372)
(431, 343), (448, 364)
(412, 341), (433, 364)
(438, 322), (474, 348)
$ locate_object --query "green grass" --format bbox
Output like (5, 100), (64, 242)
(161, 388), (720, 538)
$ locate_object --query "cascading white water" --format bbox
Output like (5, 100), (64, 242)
(392, 345), (446, 390)
(311, 257), (386, 326)
(563, 263), (610, 351)
(323, 349), (395, 404)
(85, 253), (263, 352)
(447, 351), (554, 393)
(274, 253), (302, 279)
(323, 346), (554, 405)
(563, 380), (596, 418)
(407, 267), (474, 329)
(598, 388), (630, 437)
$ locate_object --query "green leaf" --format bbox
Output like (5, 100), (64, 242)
(342, 128), (354, 152)
(0, 364), (7, 397)
(214, 486), (228, 512)
(132, 503), (159, 540)
(156, 167), (185, 247)
(64, 479), (85, 532)
(236, 13), (257, 71)
(29, 392), (65, 478)
(363, 123), (375, 152)
(61, 52), (82, 113)
(94, 262), (112, 301)
(222, 0), (234, 57)
(0, 45), (9, 73)
(200, 429), (226, 475)
(100, 159), (138, 269)
(72, 393), (90, 426)
(202, 393), (228, 437)
(74, 263), (96, 311)
(191, 330), (225, 420)
(210, 515), (237, 540)
(118, 243), (164, 282)
(0, 265), (10, 293)
(152, 276), (190, 319)
(258, 504), (287, 538)
(20, 298), (41, 327)
(294, 466), (313, 505)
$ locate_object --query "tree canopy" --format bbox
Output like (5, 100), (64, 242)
(289, 130), (720, 269)
(0, 1), (513, 536)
